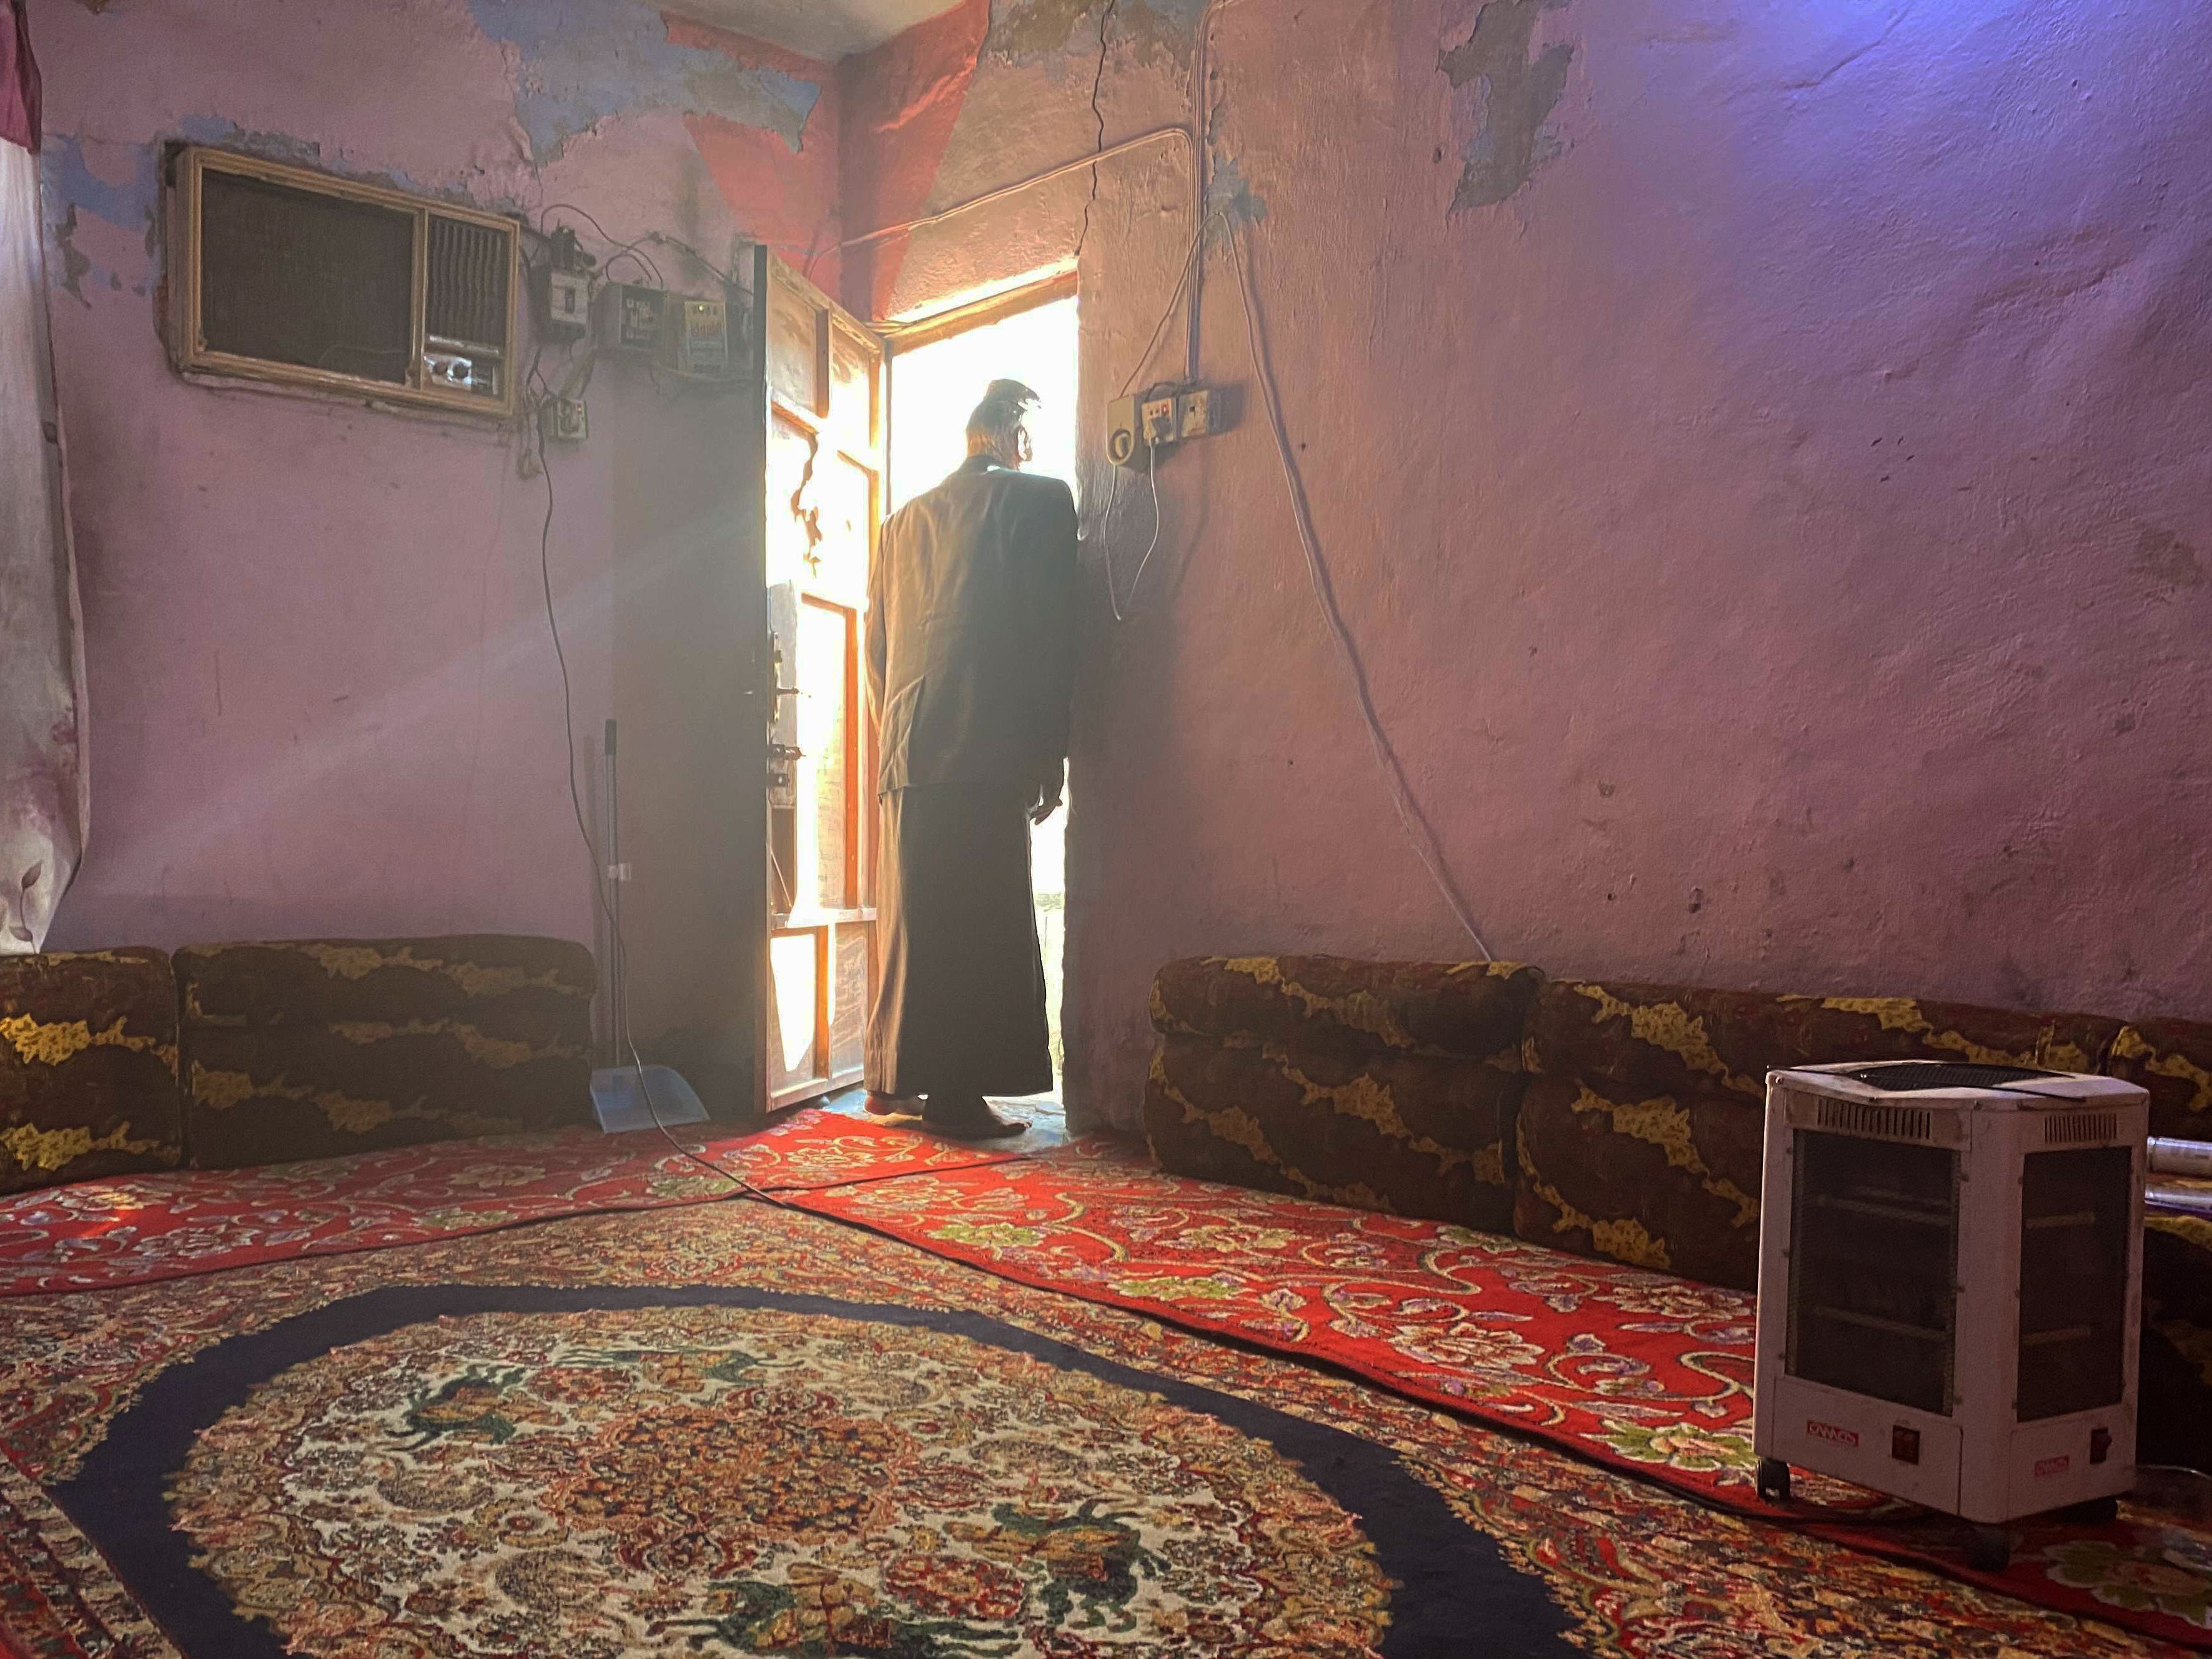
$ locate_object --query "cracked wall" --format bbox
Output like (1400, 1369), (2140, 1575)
(842, 0), (2212, 1133)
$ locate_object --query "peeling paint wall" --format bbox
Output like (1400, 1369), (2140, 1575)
(34, 0), (841, 1085)
(851, 0), (2212, 1132)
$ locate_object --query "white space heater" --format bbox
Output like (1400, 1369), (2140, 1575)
(1752, 1060), (2148, 1570)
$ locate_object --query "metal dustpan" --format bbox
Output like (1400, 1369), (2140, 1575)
(592, 1063), (708, 1135)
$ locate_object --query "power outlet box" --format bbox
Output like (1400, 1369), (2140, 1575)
(1108, 383), (1230, 468)
(1140, 394), (1178, 446)
(1177, 386), (1217, 439)
(540, 395), (588, 443)
(545, 269), (591, 340)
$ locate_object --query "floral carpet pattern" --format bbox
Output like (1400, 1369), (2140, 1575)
(0, 1113), (1016, 1297)
(0, 1198), (2183, 1659)
(783, 1137), (2212, 1649)
(148, 1298), (1461, 1658)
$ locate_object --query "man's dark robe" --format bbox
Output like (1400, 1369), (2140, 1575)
(864, 454), (1077, 1099)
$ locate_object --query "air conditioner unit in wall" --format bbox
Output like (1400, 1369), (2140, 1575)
(167, 146), (518, 419)
(1752, 1060), (2149, 1570)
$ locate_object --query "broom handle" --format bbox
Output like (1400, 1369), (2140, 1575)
(606, 718), (623, 1061)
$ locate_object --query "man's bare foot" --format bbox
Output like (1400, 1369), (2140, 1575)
(921, 1094), (1027, 1140)
(864, 1091), (922, 1118)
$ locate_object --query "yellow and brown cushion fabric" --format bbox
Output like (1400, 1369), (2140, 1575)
(1143, 955), (1543, 1231)
(2103, 1018), (2212, 1141)
(0, 947), (181, 1194)
(178, 936), (595, 1168)
(1513, 980), (2124, 1291)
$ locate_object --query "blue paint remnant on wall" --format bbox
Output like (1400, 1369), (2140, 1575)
(40, 119), (452, 304)
(467, 0), (821, 161)
(41, 134), (159, 302)
(1207, 150), (1266, 235)
(1439, 0), (1572, 211)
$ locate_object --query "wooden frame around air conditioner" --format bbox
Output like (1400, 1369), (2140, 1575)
(168, 145), (520, 420)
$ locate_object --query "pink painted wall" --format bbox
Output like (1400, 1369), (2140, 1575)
(34, 0), (841, 1095)
(859, 0), (2212, 1131)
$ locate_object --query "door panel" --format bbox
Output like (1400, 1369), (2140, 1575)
(763, 257), (884, 1110)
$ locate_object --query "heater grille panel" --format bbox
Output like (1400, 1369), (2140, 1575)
(1814, 1096), (1935, 1143)
(1786, 1130), (1959, 1415)
(2017, 1145), (2131, 1422)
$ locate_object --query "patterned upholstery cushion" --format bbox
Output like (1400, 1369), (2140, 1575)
(1514, 979), (2124, 1291)
(2141, 1211), (2212, 1474)
(0, 948), (181, 1194)
(178, 937), (595, 1168)
(2103, 1018), (2212, 1141)
(1144, 956), (1542, 1231)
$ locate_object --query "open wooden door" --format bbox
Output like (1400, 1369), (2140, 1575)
(759, 255), (886, 1110)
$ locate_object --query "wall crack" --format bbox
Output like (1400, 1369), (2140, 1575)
(1074, 0), (1120, 262)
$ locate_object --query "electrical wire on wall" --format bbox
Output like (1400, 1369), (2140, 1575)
(525, 399), (786, 1208)
(1220, 226), (1494, 962)
(1099, 208), (1222, 621)
(1081, 0), (1496, 960)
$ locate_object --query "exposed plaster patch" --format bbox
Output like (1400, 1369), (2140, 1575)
(987, 0), (1197, 62)
(466, 0), (821, 162)
(1438, 0), (1573, 212)
(48, 208), (90, 303)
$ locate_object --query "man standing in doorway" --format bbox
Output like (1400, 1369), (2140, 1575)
(863, 380), (1076, 1138)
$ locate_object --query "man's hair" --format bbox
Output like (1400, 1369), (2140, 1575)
(966, 378), (1040, 460)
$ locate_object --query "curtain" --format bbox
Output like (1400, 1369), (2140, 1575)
(0, 0), (87, 953)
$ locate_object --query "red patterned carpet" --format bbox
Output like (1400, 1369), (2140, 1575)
(786, 1136), (2212, 1652)
(2, 1111), (2210, 1654)
(0, 1191), (2180, 1659)
(0, 1113), (1017, 1297)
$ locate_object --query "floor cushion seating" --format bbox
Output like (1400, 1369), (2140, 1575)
(1516, 977), (2123, 1290)
(1145, 952), (2212, 1467)
(178, 935), (596, 1168)
(0, 947), (181, 1194)
(1148, 955), (1541, 1231)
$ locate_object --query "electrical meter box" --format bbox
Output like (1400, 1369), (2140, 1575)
(599, 281), (666, 355)
(666, 297), (730, 377)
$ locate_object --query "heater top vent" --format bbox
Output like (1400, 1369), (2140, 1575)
(1839, 1062), (2060, 1093)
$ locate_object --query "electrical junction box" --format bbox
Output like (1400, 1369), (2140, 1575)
(539, 395), (588, 443)
(665, 297), (730, 377)
(544, 268), (591, 340)
(600, 280), (666, 355)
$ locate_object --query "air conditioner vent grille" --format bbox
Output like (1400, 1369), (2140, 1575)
(2044, 1111), (2120, 1146)
(426, 214), (510, 351)
(1815, 1096), (1935, 1143)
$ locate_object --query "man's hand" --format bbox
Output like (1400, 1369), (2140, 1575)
(1030, 760), (1065, 826)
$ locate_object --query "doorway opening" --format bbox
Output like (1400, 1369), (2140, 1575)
(888, 278), (1080, 1087)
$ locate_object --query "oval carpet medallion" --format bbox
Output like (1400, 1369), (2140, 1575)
(56, 1287), (1578, 1657)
